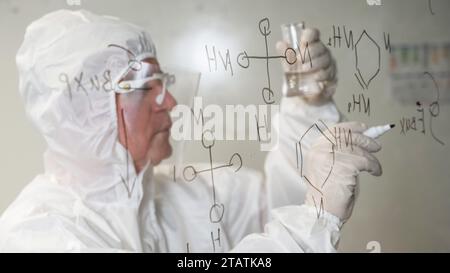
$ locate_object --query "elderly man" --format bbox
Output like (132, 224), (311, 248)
(0, 10), (381, 252)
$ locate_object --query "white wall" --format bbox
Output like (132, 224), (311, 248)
(0, 0), (449, 252)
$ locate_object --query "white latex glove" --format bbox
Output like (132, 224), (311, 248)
(277, 28), (337, 104)
(303, 122), (382, 223)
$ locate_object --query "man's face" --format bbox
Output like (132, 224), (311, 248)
(116, 58), (177, 172)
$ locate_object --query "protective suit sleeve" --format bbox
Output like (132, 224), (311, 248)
(230, 205), (341, 252)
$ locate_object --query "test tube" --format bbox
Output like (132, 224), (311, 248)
(281, 22), (305, 47)
(280, 22), (324, 98)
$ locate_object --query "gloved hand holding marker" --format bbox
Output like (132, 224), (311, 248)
(304, 121), (388, 223)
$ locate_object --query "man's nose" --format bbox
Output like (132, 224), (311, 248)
(161, 90), (177, 111)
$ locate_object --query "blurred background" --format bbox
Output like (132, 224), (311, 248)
(1, 0), (449, 252)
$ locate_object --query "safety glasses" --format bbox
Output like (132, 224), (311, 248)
(113, 60), (176, 105)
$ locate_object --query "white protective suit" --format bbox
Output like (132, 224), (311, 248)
(0, 10), (343, 252)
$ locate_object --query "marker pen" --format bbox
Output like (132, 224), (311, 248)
(363, 124), (395, 139)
